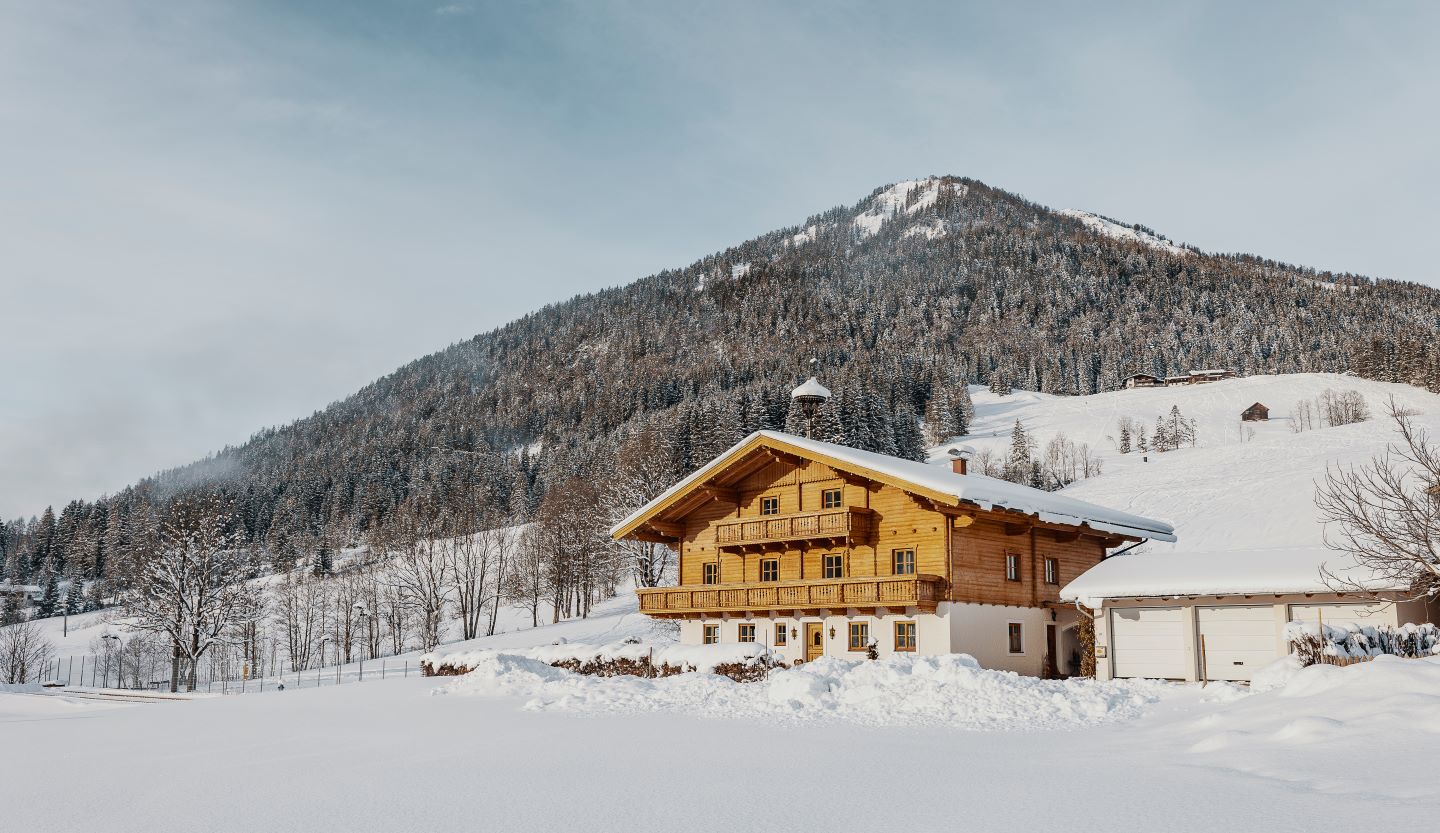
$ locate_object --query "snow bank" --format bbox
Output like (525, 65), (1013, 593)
(1167, 655), (1440, 799)
(436, 652), (1173, 730)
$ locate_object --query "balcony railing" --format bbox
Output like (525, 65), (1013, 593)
(714, 508), (866, 549)
(635, 574), (946, 616)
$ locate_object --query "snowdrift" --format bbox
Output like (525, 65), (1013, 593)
(434, 651), (1172, 730)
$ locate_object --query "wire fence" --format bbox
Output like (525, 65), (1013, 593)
(38, 651), (421, 694)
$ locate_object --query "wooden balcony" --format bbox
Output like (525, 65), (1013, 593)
(714, 508), (869, 551)
(635, 574), (947, 617)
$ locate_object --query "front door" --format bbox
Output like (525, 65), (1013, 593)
(804, 623), (825, 662)
(1045, 624), (1058, 678)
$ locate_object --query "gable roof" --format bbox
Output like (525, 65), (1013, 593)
(611, 430), (1176, 543)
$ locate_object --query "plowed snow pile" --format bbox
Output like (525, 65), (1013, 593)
(435, 651), (1173, 730)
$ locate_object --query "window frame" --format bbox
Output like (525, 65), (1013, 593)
(822, 552), (844, 579)
(703, 624), (719, 645)
(760, 558), (779, 582)
(774, 623), (787, 646)
(737, 623), (756, 643)
(894, 621), (917, 652)
(821, 488), (843, 509)
(892, 548), (916, 576)
(1005, 553), (1021, 583)
(1006, 622), (1024, 655)
(702, 562), (719, 585)
(848, 621), (871, 652)
(760, 495), (780, 516)
(1044, 557), (1058, 585)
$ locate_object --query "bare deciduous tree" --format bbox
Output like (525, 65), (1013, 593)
(0, 619), (54, 683)
(123, 495), (260, 691)
(1316, 398), (1440, 598)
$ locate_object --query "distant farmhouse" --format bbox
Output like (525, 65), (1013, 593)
(1123, 369), (1236, 389)
(1241, 402), (1270, 422)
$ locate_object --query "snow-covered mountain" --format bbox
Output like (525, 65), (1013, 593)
(930, 372), (1439, 557)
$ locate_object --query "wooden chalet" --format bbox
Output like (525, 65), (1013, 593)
(1123, 373), (1163, 389)
(1241, 402), (1269, 422)
(612, 431), (1174, 677)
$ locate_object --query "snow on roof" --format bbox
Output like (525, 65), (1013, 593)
(613, 430), (1176, 543)
(790, 377), (831, 399)
(1060, 546), (1403, 608)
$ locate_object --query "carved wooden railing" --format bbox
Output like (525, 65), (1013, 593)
(714, 508), (864, 547)
(635, 574), (946, 615)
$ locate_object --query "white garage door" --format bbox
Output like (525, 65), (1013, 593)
(1288, 602), (1394, 629)
(1197, 606), (1279, 682)
(1110, 607), (1187, 680)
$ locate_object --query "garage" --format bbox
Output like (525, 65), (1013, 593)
(1196, 606), (1280, 682)
(1288, 602), (1394, 629)
(1109, 607), (1188, 680)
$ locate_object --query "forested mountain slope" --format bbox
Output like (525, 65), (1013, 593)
(5, 176), (1440, 590)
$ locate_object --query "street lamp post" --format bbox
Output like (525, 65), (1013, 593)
(100, 632), (122, 690)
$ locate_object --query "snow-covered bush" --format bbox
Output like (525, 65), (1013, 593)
(1286, 621), (1440, 666)
(421, 641), (786, 682)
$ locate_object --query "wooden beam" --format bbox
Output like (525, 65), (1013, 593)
(1004, 522), (1031, 537)
(647, 520), (685, 538)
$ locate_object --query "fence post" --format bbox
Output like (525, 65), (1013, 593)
(405, 660), (409, 678)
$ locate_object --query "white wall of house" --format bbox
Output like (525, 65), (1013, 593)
(676, 602), (1064, 675)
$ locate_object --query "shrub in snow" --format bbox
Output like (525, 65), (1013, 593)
(1286, 621), (1440, 666)
(421, 641), (786, 682)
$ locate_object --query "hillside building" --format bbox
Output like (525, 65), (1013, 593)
(1241, 402), (1270, 421)
(612, 431), (1174, 677)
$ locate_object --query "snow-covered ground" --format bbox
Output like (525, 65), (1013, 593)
(941, 372), (1439, 557)
(4, 624), (1435, 832)
(6, 372), (1438, 831)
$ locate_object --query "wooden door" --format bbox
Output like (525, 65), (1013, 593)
(1045, 624), (1058, 678)
(804, 623), (824, 662)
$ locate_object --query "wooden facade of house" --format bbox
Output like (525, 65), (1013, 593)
(1241, 402), (1270, 422)
(613, 432), (1172, 675)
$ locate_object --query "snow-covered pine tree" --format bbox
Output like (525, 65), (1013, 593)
(1118, 421), (1132, 454)
(1004, 420), (1033, 484)
(35, 569), (59, 618)
(893, 403), (926, 462)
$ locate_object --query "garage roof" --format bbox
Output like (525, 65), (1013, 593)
(1060, 546), (1407, 608)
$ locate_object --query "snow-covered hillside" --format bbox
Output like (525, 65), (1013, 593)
(933, 373), (1438, 557)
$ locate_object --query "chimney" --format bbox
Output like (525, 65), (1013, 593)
(947, 445), (974, 476)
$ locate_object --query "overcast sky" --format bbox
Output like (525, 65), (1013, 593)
(2, 1), (1437, 519)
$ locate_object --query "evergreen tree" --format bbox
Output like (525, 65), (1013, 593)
(35, 569), (60, 619)
(1004, 420), (1033, 484)
(1118, 422), (1132, 454)
(893, 403), (926, 462)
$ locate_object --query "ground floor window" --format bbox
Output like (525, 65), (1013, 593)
(774, 623), (787, 646)
(703, 624), (719, 644)
(738, 623), (756, 643)
(894, 621), (917, 652)
(1007, 622), (1024, 654)
(848, 621), (870, 651)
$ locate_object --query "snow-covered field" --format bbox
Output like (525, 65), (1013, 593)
(4, 625), (1436, 832)
(6, 372), (1438, 831)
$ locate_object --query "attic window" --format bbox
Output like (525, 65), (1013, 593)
(761, 496), (780, 516)
(821, 488), (843, 509)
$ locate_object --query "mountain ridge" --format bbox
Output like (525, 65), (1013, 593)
(4, 175), (1440, 586)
